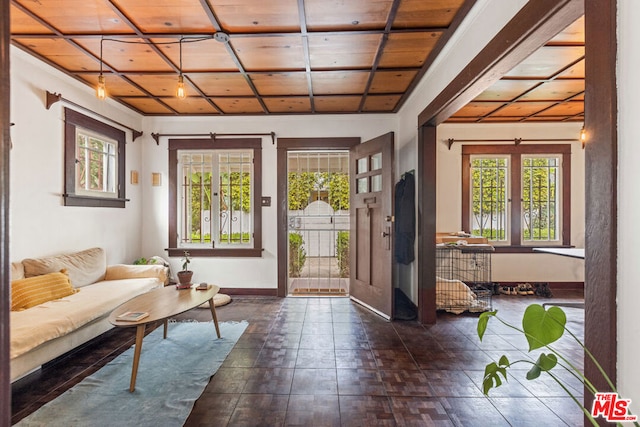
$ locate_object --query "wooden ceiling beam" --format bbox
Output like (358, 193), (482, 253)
(419, 0), (585, 126)
(297, 0), (315, 113)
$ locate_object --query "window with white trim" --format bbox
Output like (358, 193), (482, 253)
(462, 144), (571, 248)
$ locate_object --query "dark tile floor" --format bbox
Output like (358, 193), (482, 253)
(11, 291), (585, 426)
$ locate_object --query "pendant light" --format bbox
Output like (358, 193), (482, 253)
(176, 37), (186, 99)
(96, 37), (106, 100)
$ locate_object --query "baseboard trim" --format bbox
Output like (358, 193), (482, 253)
(219, 288), (279, 296)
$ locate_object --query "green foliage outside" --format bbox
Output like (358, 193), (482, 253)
(187, 171), (251, 243)
(477, 304), (638, 426)
(288, 172), (349, 211)
(288, 232), (306, 277)
(336, 231), (350, 278)
(472, 157), (558, 241)
(220, 232), (251, 244)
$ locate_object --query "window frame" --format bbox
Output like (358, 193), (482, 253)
(462, 144), (571, 252)
(64, 108), (127, 208)
(167, 138), (262, 258)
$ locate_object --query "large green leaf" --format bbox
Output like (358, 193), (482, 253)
(477, 310), (497, 341)
(526, 353), (558, 380)
(482, 356), (510, 395)
(522, 304), (566, 351)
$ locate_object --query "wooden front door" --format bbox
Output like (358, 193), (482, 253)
(349, 132), (395, 319)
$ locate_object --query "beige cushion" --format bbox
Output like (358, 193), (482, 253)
(104, 264), (168, 284)
(11, 262), (25, 281)
(22, 247), (106, 288)
(11, 270), (79, 311)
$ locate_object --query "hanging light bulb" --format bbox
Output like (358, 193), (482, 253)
(176, 74), (186, 99)
(176, 37), (186, 99)
(96, 37), (106, 100)
(97, 75), (106, 100)
(580, 127), (587, 149)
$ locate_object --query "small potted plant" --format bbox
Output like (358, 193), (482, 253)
(176, 250), (193, 286)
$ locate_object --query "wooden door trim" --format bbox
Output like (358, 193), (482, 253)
(1, 0), (10, 422)
(276, 137), (360, 297)
(584, 0), (618, 406)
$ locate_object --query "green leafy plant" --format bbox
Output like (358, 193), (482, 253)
(133, 257), (157, 265)
(478, 304), (638, 426)
(288, 232), (306, 277)
(336, 231), (349, 278)
(181, 250), (191, 272)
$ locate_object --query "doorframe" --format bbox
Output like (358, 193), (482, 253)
(415, 0), (616, 415)
(276, 137), (361, 297)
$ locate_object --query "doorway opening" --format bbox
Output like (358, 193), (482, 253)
(287, 151), (349, 296)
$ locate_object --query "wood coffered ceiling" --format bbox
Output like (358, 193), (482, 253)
(9, 0), (584, 122)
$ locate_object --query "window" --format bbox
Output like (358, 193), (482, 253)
(168, 138), (262, 258)
(64, 109), (126, 207)
(462, 144), (571, 249)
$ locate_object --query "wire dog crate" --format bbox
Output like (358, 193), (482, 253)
(435, 244), (493, 313)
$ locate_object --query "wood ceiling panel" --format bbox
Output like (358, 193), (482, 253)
(520, 79), (584, 101)
(557, 59), (585, 79)
(548, 15), (584, 44)
(251, 72), (309, 96)
(308, 33), (382, 69)
(209, 0), (300, 33)
(311, 71), (369, 95)
(78, 73), (146, 97)
(161, 97), (221, 114)
(534, 100), (584, 117)
(314, 96), (362, 112)
(305, 0), (392, 31)
(394, 0), (466, 28)
(451, 102), (503, 118)
(10, 5), (54, 34)
(369, 70), (417, 93)
(213, 97), (264, 114)
(76, 38), (174, 72)
(505, 46), (585, 78)
(263, 97), (312, 113)
(362, 94), (400, 112)
(119, 97), (174, 114)
(111, 0), (215, 33)
(14, 0), (134, 34)
(379, 32), (442, 68)
(13, 38), (100, 71)
(188, 73), (254, 96)
(152, 38), (237, 72)
(127, 74), (185, 97)
(232, 36), (305, 71)
(492, 102), (555, 117)
(474, 80), (540, 101)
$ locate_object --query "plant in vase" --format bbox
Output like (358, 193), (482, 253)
(176, 250), (193, 287)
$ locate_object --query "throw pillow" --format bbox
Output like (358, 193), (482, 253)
(22, 247), (106, 288)
(11, 270), (79, 311)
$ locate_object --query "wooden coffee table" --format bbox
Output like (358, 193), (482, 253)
(108, 284), (221, 391)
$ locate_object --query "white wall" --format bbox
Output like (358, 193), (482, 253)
(140, 114), (397, 289)
(9, 47), (145, 265)
(436, 123), (585, 283)
(617, 0), (640, 415)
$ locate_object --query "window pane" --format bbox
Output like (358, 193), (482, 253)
(371, 174), (382, 192)
(357, 177), (368, 193)
(357, 157), (368, 174)
(371, 153), (382, 170)
(471, 157), (508, 241)
(75, 130), (117, 198)
(522, 156), (560, 242)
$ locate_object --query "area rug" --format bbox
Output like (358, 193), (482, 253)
(16, 321), (248, 427)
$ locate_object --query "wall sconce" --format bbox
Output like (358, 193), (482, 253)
(152, 173), (162, 186)
(96, 37), (106, 100)
(580, 127), (587, 149)
(176, 37), (186, 99)
(130, 170), (139, 185)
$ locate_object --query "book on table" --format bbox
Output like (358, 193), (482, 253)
(116, 311), (149, 322)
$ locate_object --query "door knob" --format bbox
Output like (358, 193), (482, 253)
(382, 231), (390, 237)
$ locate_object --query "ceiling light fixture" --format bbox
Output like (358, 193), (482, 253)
(176, 37), (186, 99)
(96, 37), (106, 100)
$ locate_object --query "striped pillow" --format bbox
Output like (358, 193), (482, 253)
(11, 270), (79, 311)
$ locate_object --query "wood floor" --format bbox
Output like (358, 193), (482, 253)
(11, 291), (585, 426)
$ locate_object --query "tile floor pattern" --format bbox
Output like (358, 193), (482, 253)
(11, 291), (586, 426)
